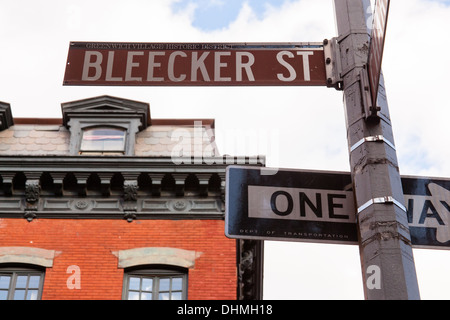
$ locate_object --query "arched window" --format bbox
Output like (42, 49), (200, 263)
(123, 266), (187, 300)
(0, 264), (45, 300)
(80, 127), (126, 154)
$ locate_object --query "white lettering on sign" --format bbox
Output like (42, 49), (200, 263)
(406, 183), (450, 243)
(214, 51), (231, 82)
(276, 51), (313, 82)
(236, 52), (255, 82)
(126, 51), (144, 81)
(82, 51), (102, 81)
(106, 52), (122, 81)
(148, 52), (165, 81)
(168, 51), (187, 82)
(248, 185), (355, 223)
(79, 50), (315, 83)
(191, 52), (210, 81)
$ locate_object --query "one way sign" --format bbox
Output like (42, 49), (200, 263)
(225, 166), (450, 250)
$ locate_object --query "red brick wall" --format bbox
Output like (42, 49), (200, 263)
(0, 218), (237, 300)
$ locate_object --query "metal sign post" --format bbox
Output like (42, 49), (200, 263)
(333, 0), (420, 299)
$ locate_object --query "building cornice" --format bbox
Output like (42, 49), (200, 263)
(0, 155), (265, 222)
(0, 155), (264, 172)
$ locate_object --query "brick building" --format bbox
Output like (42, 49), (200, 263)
(0, 96), (264, 300)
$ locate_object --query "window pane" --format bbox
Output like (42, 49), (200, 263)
(172, 292), (182, 300)
(0, 270), (43, 300)
(15, 276), (28, 289)
(0, 290), (8, 300)
(124, 270), (186, 301)
(128, 277), (140, 291)
(103, 139), (124, 150)
(159, 278), (170, 291)
(142, 278), (153, 292)
(0, 276), (11, 289)
(127, 291), (140, 300)
(26, 290), (39, 300)
(28, 276), (41, 289)
(141, 292), (152, 300)
(172, 278), (182, 291)
(158, 292), (170, 300)
(81, 128), (125, 152)
(13, 289), (26, 300)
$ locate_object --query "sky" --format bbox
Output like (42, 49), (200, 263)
(1, 0), (450, 300)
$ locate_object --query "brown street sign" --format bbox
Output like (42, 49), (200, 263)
(63, 42), (327, 86)
(367, 0), (390, 108)
(225, 166), (450, 250)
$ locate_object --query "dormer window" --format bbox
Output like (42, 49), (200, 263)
(61, 95), (151, 156)
(80, 127), (126, 155)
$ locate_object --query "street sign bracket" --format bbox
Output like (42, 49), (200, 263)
(357, 196), (407, 214)
(323, 38), (343, 90)
(359, 67), (381, 122)
(350, 135), (396, 153)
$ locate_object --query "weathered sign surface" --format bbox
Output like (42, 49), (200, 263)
(63, 42), (327, 86)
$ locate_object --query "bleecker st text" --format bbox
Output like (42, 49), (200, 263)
(80, 50), (315, 83)
(64, 42), (327, 86)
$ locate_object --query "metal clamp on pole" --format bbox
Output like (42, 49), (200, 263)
(357, 196), (407, 214)
(360, 67), (381, 122)
(350, 135), (396, 153)
(323, 38), (343, 90)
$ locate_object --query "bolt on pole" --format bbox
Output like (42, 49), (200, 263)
(332, 0), (421, 299)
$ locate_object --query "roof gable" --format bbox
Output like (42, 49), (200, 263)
(0, 101), (14, 131)
(61, 95), (151, 130)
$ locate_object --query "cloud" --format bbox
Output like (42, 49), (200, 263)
(216, 0), (335, 42)
(172, 0), (236, 31)
(383, 0), (450, 177)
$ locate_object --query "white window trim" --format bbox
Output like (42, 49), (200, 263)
(0, 247), (56, 268)
(114, 247), (201, 269)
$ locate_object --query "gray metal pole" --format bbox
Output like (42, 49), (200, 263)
(333, 0), (420, 299)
